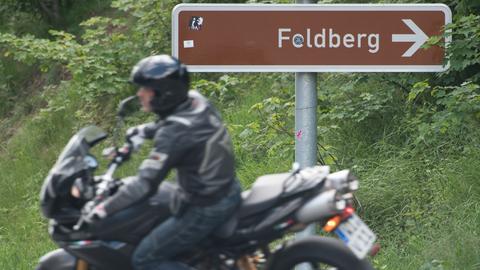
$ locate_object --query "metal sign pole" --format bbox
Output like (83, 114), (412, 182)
(294, 73), (318, 270)
(295, 1), (317, 270)
(294, 72), (317, 196)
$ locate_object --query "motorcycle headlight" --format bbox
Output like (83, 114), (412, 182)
(83, 155), (98, 170)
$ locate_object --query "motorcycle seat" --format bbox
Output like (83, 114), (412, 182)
(238, 173), (291, 218)
(214, 174), (291, 239)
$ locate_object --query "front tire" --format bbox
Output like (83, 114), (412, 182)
(265, 236), (374, 270)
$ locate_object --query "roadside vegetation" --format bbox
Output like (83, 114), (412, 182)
(0, 0), (479, 269)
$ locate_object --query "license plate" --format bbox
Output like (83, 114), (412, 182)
(334, 213), (377, 259)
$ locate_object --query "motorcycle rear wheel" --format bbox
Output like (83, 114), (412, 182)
(265, 236), (374, 270)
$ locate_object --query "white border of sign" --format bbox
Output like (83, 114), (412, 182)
(172, 4), (452, 72)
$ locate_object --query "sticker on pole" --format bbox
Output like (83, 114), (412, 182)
(172, 4), (451, 72)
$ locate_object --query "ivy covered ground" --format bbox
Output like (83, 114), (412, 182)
(0, 0), (479, 269)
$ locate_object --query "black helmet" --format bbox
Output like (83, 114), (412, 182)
(130, 55), (189, 115)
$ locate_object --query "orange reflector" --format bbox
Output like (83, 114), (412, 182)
(323, 216), (341, 232)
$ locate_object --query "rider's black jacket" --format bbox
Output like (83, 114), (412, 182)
(102, 91), (237, 215)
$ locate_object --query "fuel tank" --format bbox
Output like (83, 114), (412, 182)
(51, 181), (175, 244)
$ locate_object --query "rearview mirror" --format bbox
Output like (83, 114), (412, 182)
(117, 95), (139, 118)
(113, 96), (139, 147)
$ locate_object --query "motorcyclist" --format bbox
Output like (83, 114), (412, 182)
(84, 55), (242, 270)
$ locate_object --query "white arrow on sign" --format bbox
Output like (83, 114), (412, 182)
(392, 19), (429, 58)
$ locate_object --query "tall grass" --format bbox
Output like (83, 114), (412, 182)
(325, 110), (480, 269)
(363, 150), (480, 269)
(0, 101), (76, 269)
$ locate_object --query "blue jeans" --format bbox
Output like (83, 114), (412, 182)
(132, 182), (241, 270)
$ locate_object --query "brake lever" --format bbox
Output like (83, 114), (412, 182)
(73, 215), (85, 231)
(102, 146), (117, 159)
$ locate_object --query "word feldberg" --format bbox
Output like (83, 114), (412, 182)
(278, 28), (380, 54)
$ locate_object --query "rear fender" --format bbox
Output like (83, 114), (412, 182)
(35, 249), (76, 270)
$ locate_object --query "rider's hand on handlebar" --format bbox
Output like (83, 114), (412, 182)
(115, 144), (133, 163)
(102, 145), (131, 162)
(103, 123), (151, 164)
(126, 125), (146, 152)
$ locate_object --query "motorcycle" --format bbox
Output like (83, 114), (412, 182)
(36, 96), (378, 270)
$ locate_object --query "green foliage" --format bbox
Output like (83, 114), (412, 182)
(319, 74), (399, 124)
(111, 0), (178, 54)
(0, 0), (183, 120)
(0, 18), (137, 112)
(403, 14), (480, 148)
(246, 94), (295, 158)
(0, 0), (113, 31)
(0, 3), (49, 36)
(443, 14), (480, 84)
(192, 74), (242, 105)
(407, 80), (480, 146)
(236, 74), (295, 159)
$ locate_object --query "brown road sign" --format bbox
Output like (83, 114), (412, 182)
(172, 4), (451, 72)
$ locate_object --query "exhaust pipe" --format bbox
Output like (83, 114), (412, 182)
(295, 190), (345, 224)
(324, 169), (359, 194)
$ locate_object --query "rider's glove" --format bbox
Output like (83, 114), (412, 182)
(82, 201), (107, 224)
(116, 144), (133, 163)
(126, 124), (149, 152)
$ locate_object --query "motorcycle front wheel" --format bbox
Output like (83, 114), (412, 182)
(265, 236), (374, 270)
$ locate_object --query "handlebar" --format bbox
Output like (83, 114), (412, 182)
(73, 143), (133, 231)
